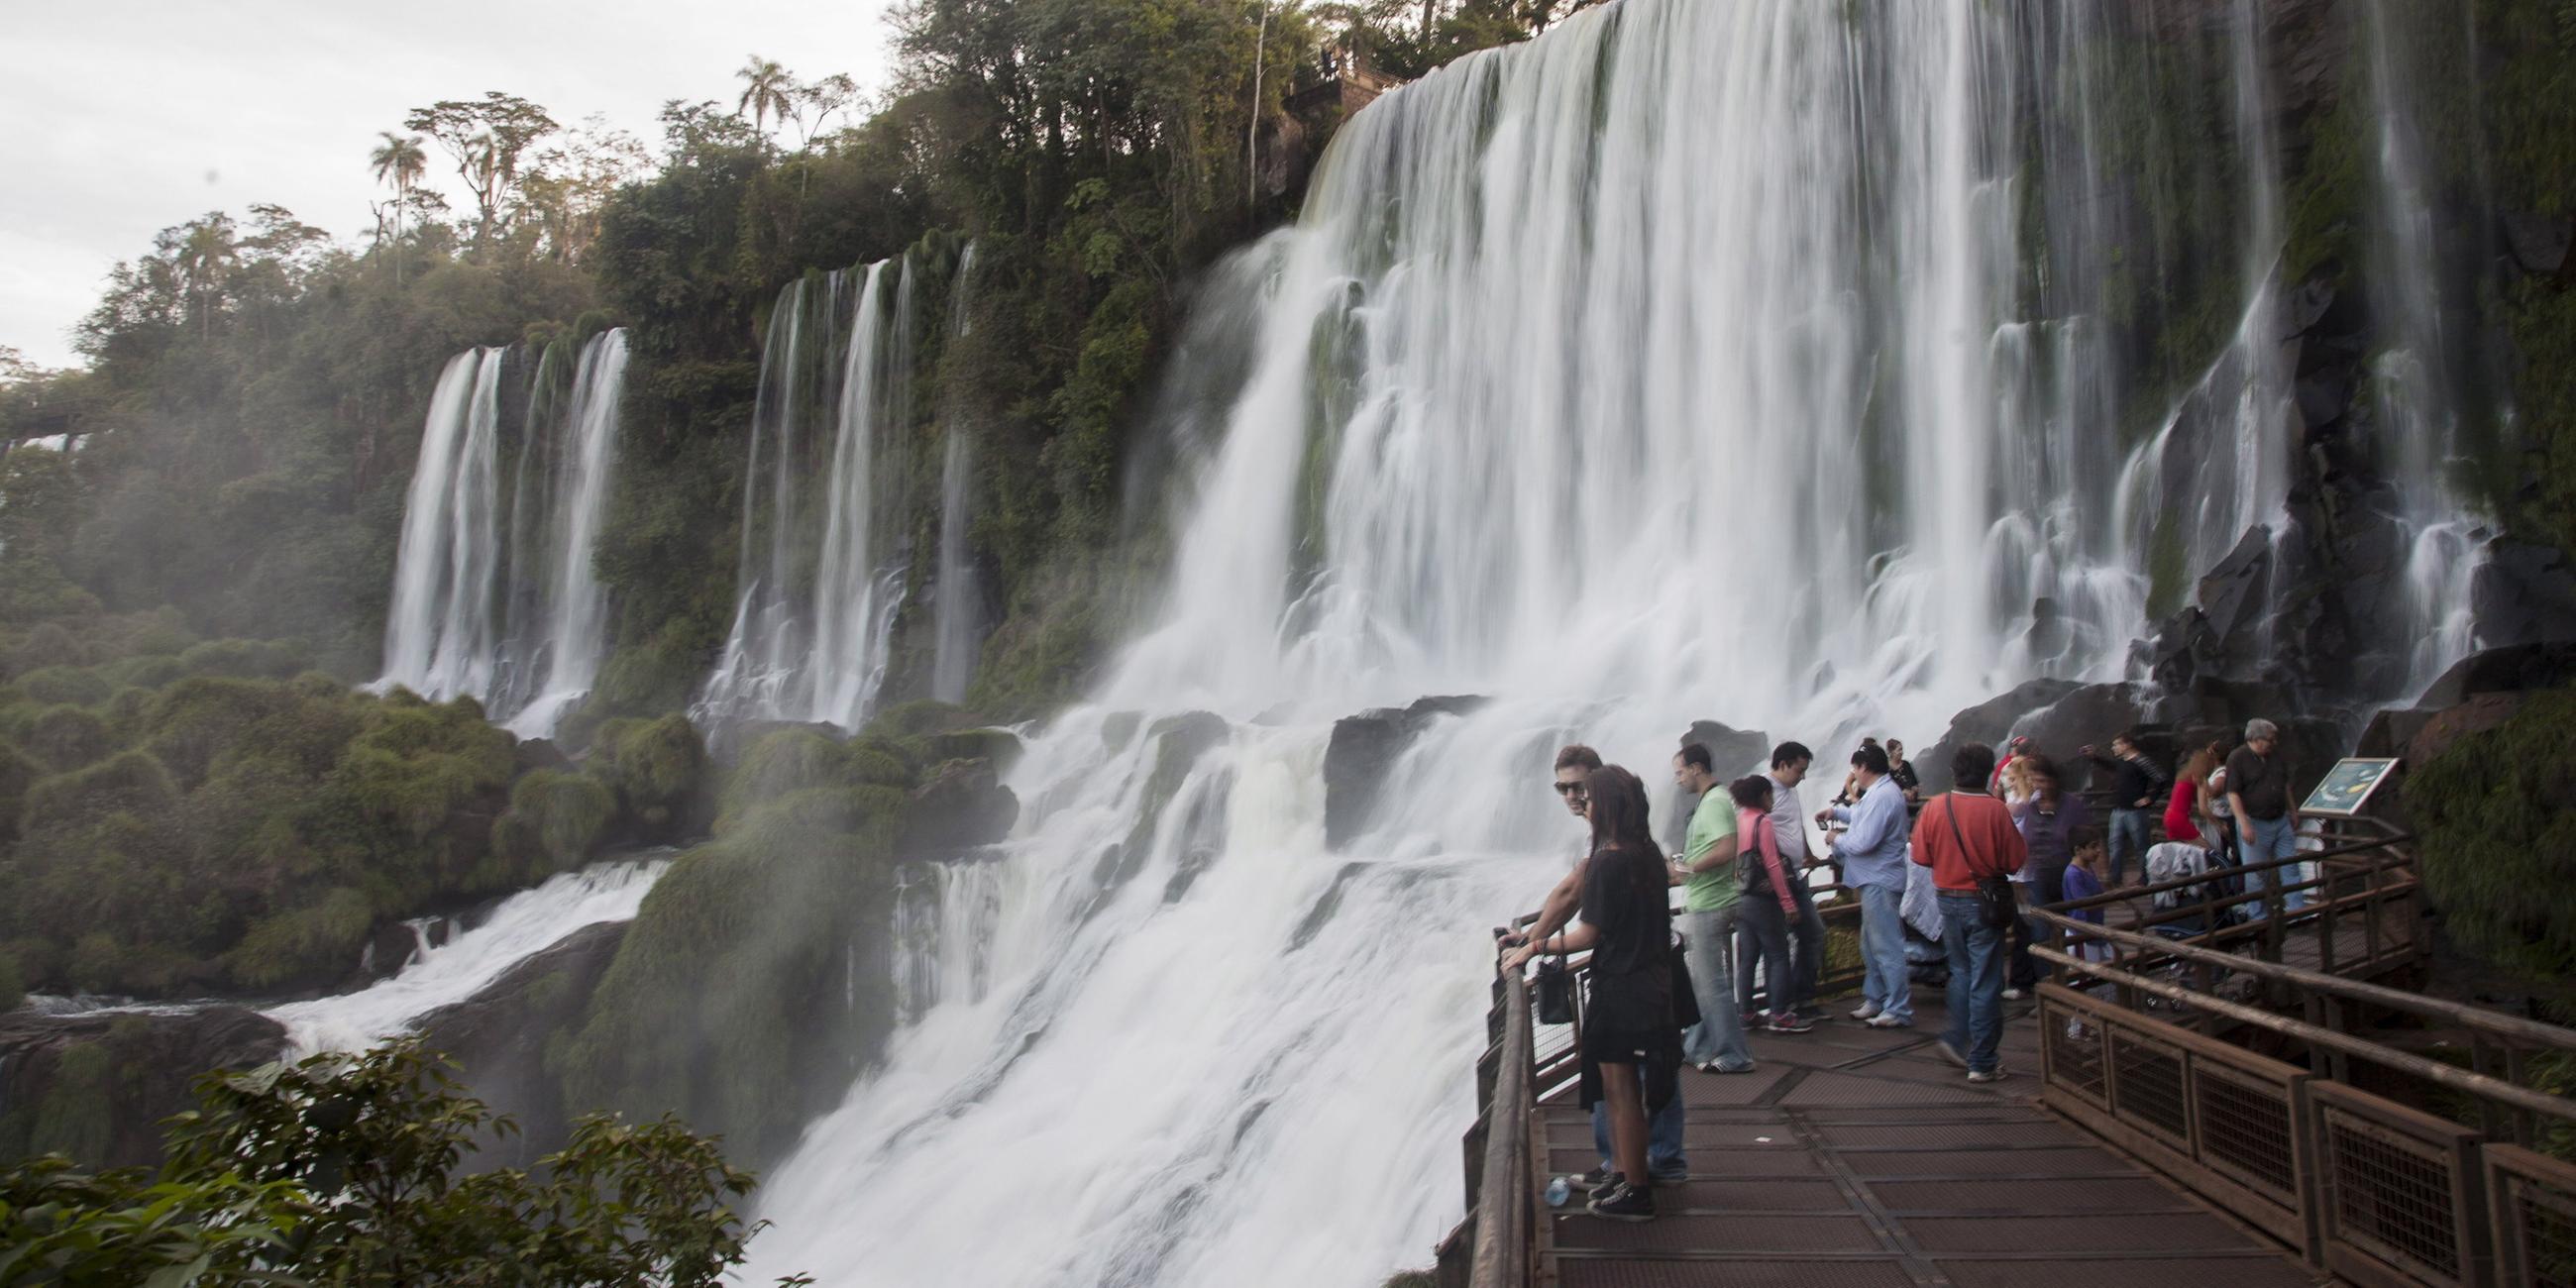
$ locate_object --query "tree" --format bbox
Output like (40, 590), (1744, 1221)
(369, 131), (428, 282)
(402, 93), (561, 252)
(173, 213), (239, 340)
(792, 72), (863, 148)
(0, 1043), (812, 1286)
(735, 55), (797, 146)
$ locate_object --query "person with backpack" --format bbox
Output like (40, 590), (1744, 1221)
(1910, 743), (2028, 1083)
(1727, 774), (1804, 1034)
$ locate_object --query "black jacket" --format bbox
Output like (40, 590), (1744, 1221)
(2089, 751), (2168, 809)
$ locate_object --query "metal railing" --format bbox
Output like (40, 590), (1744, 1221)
(2030, 881), (2576, 1288)
(1444, 968), (1536, 1288)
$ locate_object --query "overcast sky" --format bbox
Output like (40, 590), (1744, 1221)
(0, 0), (899, 369)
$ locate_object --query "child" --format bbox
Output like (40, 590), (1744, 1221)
(2061, 836), (2112, 966)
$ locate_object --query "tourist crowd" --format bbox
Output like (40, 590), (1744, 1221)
(1497, 718), (2301, 1222)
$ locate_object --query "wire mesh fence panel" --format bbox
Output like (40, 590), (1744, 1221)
(2193, 1060), (2301, 1204)
(2490, 1144), (2576, 1288)
(2318, 1100), (2471, 1285)
(2041, 992), (2108, 1109)
(2109, 1025), (2190, 1147)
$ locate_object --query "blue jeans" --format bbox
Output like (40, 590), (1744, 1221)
(1786, 874), (1823, 1013)
(1857, 883), (1912, 1023)
(2241, 814), (2305, 919)
(2108, 807), (2153, 885)
(1939, 893), (2006, 1075)
(1679, 906), (1755, 1069)
(1593, 1091), (1686, 1176)
(1735, 896), (1791, 1017)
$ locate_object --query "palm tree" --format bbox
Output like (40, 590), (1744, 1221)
(370, 132), (427, 283)
(174, 217), (238, 340)
(735, 56), (794, 147)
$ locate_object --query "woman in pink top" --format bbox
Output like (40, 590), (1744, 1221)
(1727, 775), (1805, 1029)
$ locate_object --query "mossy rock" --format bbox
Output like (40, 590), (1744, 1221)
(21, 703), (111, 771)
(2406, 685), (2576, 1002)
(225, 886), (373, 991)
(590, 712), (708, 828)
(176, 637), (309, 681)
(23, 750), (178, 834)
(15, 666), (109, 708)
(499, 769), (617, 869)
(919, 726), (1022, 771)
(5, 622), (85, 678)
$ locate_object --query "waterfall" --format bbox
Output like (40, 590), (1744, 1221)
(379, 348), (507, 702)
(743, 5), (2445, 1286)
(505, 329), (631, 736)
(701, 259), (918, 730)
(2359, 0), (2491, 697)
(377, 332), (631, 732)
(931, 244), (983, 705)
(268, 854), (672, 1055)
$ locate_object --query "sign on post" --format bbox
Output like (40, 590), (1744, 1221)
(2299, 757), (2401, 817)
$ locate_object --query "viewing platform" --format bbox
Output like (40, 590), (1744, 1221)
(1447, 817), (2576, 1288)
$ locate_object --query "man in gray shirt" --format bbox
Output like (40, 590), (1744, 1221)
(1762, 742), (1823, 1027)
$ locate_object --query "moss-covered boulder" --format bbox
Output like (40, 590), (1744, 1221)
(552, 784), (910, 1167)
(0, 1007), (286, 1168)
(587, 713), (710, 841)
(2406, 684), (2576, 1006)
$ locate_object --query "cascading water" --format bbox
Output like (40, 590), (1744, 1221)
(377, 331), (632, 733)
(2358, 0), (2491, 697)
(268, 854), (671, 1055)
(380, 348), (507, 701)
(742, 4), (2431, 1286)
(931, 243), (983, 705)
(505, 329), (631, 735)
(701, 259), (919, 729)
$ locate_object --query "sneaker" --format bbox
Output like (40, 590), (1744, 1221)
(1768, 1013), (1815, 1034)
(1850, 1001), (1882, 1020)
(1739, 1012), (1765, 1031)
(1648, 1161), (1689, 1184)
(1935, 1038), (1968, 1068)
(1968, 1068), (2010, 1084)
(1586, 1170), (1624, 1203)
(1586, 1179), (1658, 1222)
(1865, 1014), (1912, 1028)
(2000, 988), (2027, 1001)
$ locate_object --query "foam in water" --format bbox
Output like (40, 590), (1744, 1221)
(268, 855), (671, 1055)
(739, 4), (2398, 1285)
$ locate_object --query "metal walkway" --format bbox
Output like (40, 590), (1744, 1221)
(1536, 997), (2323, 1287)
(1447, 819), (2576, 1288)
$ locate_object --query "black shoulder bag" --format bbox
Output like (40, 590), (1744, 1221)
(1534, 945), (1575, 1024)
(1944, 795), (2019, 931)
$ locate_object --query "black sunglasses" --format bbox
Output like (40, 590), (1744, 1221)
(1554, 781), (1587, 797)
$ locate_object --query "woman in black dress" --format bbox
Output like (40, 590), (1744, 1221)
(1505, 763), (1677, 1221)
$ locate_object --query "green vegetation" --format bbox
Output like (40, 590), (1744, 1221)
(555, 723), (921, 1165)
(0, 1043), (803, 1287)
(2405, 686), (2576, 1006)
(0, 611), (700, 999)
(2480, 0), (2576, 549)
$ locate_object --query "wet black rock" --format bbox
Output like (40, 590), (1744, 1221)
(1324, 696), (1491, 849)
(1680, 720), (1771, 777)
(415, 920), (627, 1168)
(0, 1006), (286, 1168)
(900, 758), (1021, 859)
(2471, 542), (2576, 652)
(2415, 640), (2576, 709)
(2503, 211), (2573, 278)
(1917, 679), (2081, 787)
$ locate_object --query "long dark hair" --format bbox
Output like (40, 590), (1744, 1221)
(1585, 765), (1664, 867)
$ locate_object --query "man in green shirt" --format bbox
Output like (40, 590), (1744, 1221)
(1672, 743), (1756, 1073)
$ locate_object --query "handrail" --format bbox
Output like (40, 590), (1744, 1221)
(2031, 941), (2576, 1127)
(2046, 834), (2412, 914)
(2027, 907), (2576, 1054)
(1468, 965), (1535, 1288)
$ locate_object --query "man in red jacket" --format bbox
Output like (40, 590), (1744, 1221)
(1912, 743), (2028, 1082)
